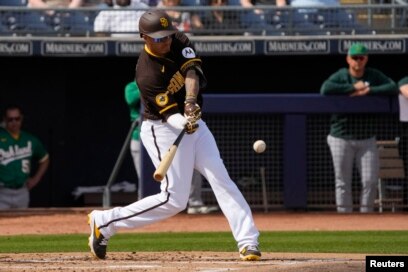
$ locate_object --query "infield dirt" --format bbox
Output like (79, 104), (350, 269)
(0, 209), (406, 271)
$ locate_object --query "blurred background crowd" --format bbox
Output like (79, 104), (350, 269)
(1, 0), (407, 36)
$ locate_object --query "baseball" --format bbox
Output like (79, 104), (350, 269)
(253, 140), (266, 153)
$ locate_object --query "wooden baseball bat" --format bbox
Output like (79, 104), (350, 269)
(153, 128), (186, 182)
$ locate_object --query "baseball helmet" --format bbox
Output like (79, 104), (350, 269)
(139, 10), (177, 38)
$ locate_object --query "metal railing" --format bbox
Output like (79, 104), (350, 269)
(0, 4), (407, 37)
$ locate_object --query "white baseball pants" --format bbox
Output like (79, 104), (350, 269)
(95, 119), (259, 250)
(327, 135), (379, 213)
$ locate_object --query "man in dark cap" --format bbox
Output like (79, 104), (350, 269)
(87, 10), (261, 262)
(321, 43), (398, 213)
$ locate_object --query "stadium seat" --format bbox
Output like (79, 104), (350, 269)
(226, 0), (266, 35)
(57, 11), (95, 36)
(273, 9), (328, 35)
(181, 0), (206, 4)
(395, 0), (408, 27)
(375, 139), (406, 213)
(0, 12), (11, 35)
(5, 11), (56, 36)
(0, 0), (27, 6)
(0, 0), (30, 35)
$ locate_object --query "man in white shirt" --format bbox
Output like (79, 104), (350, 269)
(93, 0), (147, 37)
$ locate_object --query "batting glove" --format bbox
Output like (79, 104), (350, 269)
(185, 120), (199, 134)
(184, 102), (201, 123)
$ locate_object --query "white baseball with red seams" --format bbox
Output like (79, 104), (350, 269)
(253, 140), (266, 153)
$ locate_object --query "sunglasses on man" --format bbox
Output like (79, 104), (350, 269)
(6, 116), (21, 122)
(152, 35), (173, 43)
(351, 56), (366, 61)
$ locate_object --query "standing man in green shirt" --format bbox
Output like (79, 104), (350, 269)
(320, 43), (398, 213)
(124, 81), (143, 199)
(0, 104), (49, 209)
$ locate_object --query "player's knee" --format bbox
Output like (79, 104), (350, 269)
(362, 179), (377, 189)
(168, 198), (188, 213)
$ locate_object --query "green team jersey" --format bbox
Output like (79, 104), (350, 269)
(398, 76), (408, 87)
(320, 67), (398, 139)
(0, 128), (48, 188)
(124, 81), (141, 141)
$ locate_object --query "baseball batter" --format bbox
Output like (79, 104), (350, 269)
(88, 10), (261, 261)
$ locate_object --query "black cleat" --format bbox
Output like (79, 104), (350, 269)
(88, 211), (108, 259)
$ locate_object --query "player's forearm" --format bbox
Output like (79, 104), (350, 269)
(69, 0), (83, 8)
(28, 0), (49, 8)
(320, 81), (354, 95)
(276, 0), (287, 6)
(185, 69), (199, 103)
(34, 159), (49, 182)
(240, 0), (253, 7)
(27, 159), (49, 190)
(400, 84), (408, 98)
(369, 81), (398, 95)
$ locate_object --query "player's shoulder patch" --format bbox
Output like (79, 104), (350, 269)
(182, 47), (196, 59)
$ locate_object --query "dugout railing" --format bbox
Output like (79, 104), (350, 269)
(0, 4), (407, 37)
(139, 94), (408, 212)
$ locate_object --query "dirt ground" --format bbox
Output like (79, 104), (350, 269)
(0, 208), (407, 271)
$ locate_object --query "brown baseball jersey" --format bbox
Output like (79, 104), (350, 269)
(135, 32), (205, 121)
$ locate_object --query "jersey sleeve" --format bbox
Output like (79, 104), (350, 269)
(320, 68), (355, 95)
(173, 33), (207, 89)
(399, 76), (408, 87)
(30, 135), (48, 163)
(365, 68), (398, 95)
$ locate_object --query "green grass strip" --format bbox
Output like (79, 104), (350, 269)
(0, 231), (407, 254)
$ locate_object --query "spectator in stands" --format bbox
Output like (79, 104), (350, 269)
(94, 0), (147, 37)
(28, 0), (83, 9)
(105, 0), (158, 6)
(139, 0), (158, 6)
(228, 0), (286, 35)
(200, 0), (241, 35)
(287, 0), (364, 34)
(82, 0), (110, 7)
(158, 0), (203, 33)
(320, 43), (398, 213)
(239, 0), (286, 16)
(28, 0), (103, 35)
(0, 104), (50, 209)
